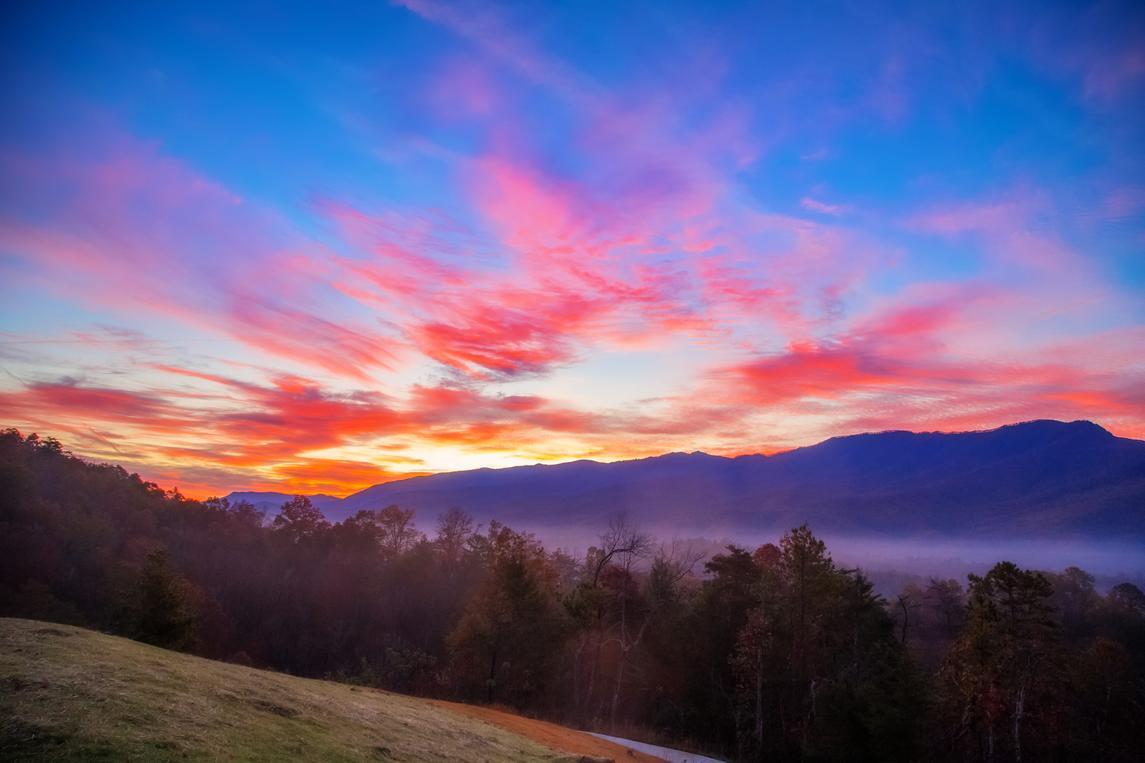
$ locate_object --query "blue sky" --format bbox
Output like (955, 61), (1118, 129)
(1, 0), (1143, 496)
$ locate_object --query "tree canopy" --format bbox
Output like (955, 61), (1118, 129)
(2, 428), (1143, 761)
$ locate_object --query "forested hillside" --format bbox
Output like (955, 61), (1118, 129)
(2, 429), (1143, 761)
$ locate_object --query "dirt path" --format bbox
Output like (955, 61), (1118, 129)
(430, 700), (666, 762)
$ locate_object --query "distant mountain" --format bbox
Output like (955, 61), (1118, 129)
(226, 421), (1145, 538)
(224, 491), (343, 516)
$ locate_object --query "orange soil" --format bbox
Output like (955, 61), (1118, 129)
(430, 699), (666, 762)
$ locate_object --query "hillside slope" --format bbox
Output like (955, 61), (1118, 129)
(231, 420), (1145, 538)
(0, 619), (646, 762)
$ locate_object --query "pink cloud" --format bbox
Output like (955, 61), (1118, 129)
(3, 7), (1142, 499)
(800, 197), (845, 216)
(696, 288), (1145, 445)
(905, 193), (1086, 276)
(1084, 44), (1145, 101)
(0, 132), (400, 381)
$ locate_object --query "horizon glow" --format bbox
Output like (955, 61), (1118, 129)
(1, 1), (1143, 498)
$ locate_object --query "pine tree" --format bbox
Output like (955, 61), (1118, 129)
(133, 549), (195, 649)
(940, 562), (1063, 761)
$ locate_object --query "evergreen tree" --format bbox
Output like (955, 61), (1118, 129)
(939, 562), (1063, 761)
(447, 523), (566, 708)
(132, 549), (195, 649)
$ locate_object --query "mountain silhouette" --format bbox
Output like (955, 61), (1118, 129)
(227, 420), (1145, 538)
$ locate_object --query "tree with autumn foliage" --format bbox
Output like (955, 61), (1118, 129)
(447, 521), (567, 708)
(938, 562), (1065, 761)
(272, 495), (330, 543)
(729, 526), (919, 761)
(4, 429), (1145, 762)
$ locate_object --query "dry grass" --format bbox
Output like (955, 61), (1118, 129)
(0, 618), (595, 762)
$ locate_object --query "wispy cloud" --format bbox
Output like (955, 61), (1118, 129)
(800, 197), (845, 216)
(1, 0), (1142, 495)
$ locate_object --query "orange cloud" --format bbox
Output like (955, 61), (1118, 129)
(2, 23), (1142, 503)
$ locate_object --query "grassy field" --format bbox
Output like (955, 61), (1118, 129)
(0, 618), (601, 762)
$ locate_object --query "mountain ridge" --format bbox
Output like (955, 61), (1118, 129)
(225, 420), (1145, 538)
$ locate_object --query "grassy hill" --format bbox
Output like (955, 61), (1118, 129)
(0, 618), (612, 762)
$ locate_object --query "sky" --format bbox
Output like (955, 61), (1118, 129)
(1, 0), (1143, 499)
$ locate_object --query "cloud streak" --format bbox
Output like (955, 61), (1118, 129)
(1, 0), (1142, 496)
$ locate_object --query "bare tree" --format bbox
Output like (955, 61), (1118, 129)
(606, 538), (702, 729)
(894, 584), (922, 645)
(435, 507), (475, 575)
(377, 505), (423, 559)
(573, 514), (654, 722)
(590, 514), (654, 585)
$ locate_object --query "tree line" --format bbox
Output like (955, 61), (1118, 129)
(1, 429), (1142, 761)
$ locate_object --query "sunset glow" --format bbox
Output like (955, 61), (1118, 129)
(2, 1), (1143, 497)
